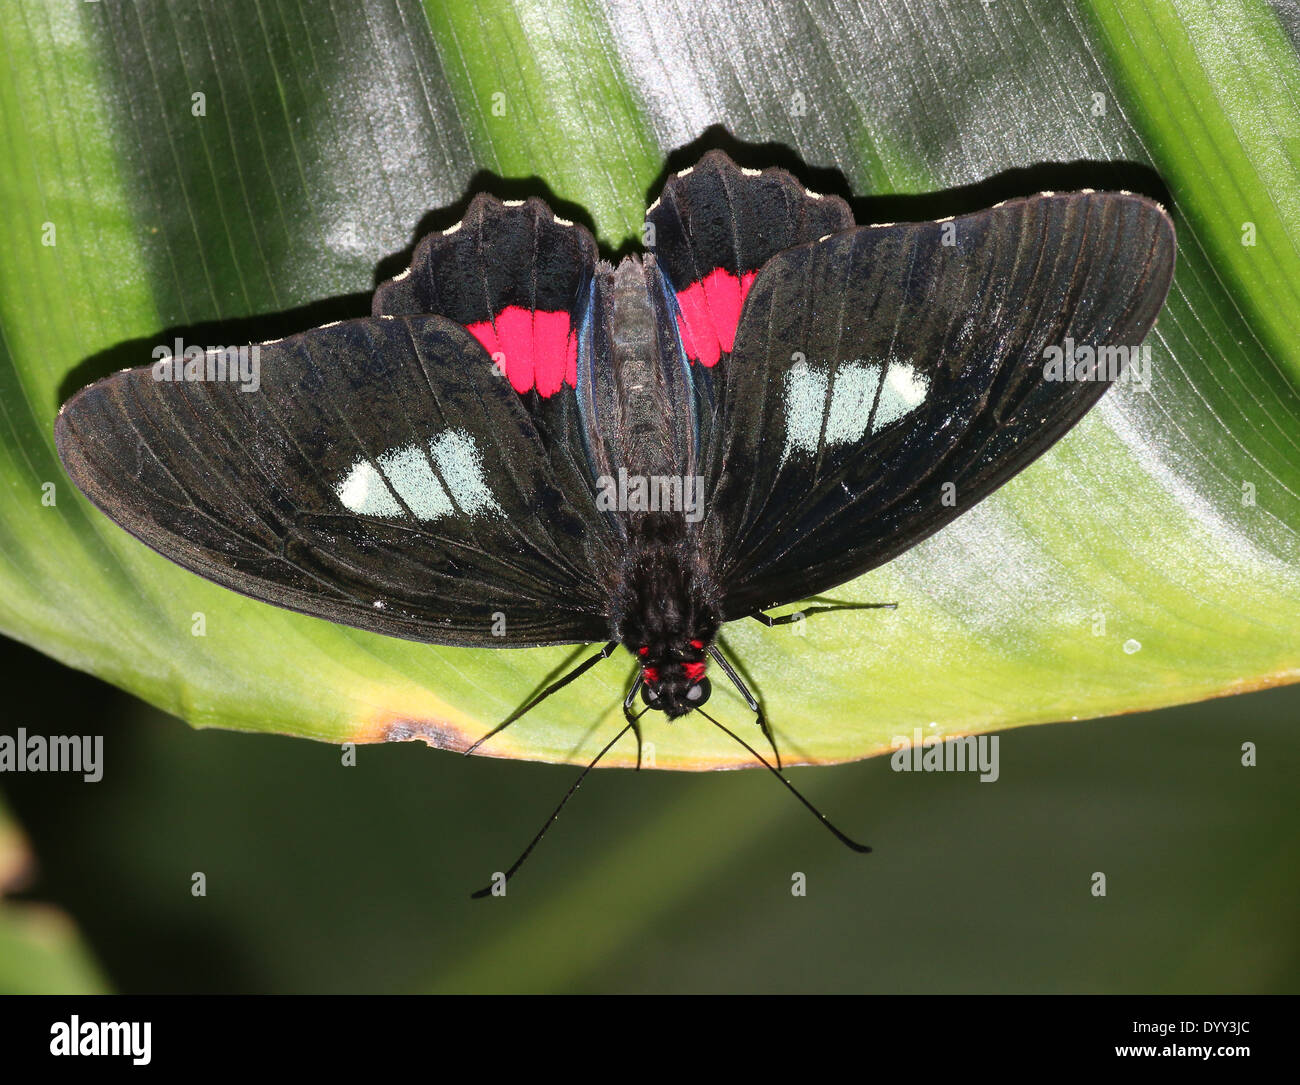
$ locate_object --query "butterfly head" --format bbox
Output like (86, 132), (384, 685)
(635, 638), (711, 718)
(613, 536), (720, 717)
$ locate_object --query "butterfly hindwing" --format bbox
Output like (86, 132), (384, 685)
(701, 190), (1177, 618)
(55, 317), (618, 646)
(374, 195), (600, 501)
(374, 194), (596, 395)
(647, 151), (854, 461)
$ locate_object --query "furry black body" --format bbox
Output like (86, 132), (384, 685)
(591, 255), (719, 715)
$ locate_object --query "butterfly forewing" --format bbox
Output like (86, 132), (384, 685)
(701, 191), (1176, 618)
(55, 316), (618, 646)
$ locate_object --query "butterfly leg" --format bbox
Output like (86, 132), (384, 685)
(707, 646), (782, 770)
(465, 640), (619, 756)
(750, 600), (897, 627)
(622, 676), (645, 770)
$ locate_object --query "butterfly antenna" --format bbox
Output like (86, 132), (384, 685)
(465, 640), (619, 756)
(471, 719), (636, 899)
(695, 707), (871, 854)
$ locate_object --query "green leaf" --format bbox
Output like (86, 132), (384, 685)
(0, 0), (1296, 768)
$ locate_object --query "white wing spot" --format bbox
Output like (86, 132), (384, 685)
(741, 167), (762, 177)
(429, 430), (503, 517)
(779, 359), (827, 464)
(334, 430), (503, 521)
(804, 188), (823, 200)
(677, 165), (695, 178)
(442, 220), (463, 236)
(873, 361), (929, 431)
(503, 199), (524, 207)
(553, 215), (573, 227)
(390, 266), (411, 282)
(377, 446), (454, 519)
(826, 361), (883, 445)
(780, 357), (922, 463)
(337, 460), (404, 517)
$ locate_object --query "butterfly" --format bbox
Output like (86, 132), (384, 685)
(56, 151), (1176, 893)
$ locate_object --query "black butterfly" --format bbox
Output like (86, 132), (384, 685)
(56, 151), (1175, 893)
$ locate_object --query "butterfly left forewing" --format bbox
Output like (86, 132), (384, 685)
(56, 316), (619, 646)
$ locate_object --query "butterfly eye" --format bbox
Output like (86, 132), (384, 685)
(685, 677), (711, 705)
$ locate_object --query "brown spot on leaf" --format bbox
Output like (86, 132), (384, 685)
(350, 715), (475, 753)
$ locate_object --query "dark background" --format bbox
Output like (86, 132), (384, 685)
(3, 633), (1296, 994)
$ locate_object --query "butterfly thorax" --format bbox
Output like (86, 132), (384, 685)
(581, 254), (697, 491)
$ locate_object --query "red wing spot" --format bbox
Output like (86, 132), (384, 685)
(465, 306), (578, 397)
(683, 661), (706, 682)
(674, 268), (757, 367)
(689, 639), (704, 650)
(532, 309), (574, 397)
(642, 667), (659, 682)
(637, 645), (649, 656)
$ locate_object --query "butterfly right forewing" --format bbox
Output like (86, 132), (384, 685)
(700, 191), (1176, 618)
